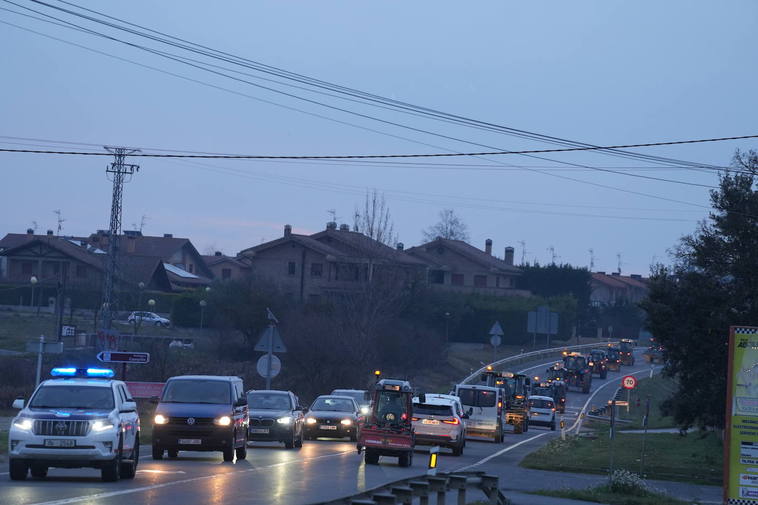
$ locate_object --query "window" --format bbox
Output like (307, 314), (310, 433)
(429, 270), (445, 284)
(451, 273), (464, 286)
(76, 265), (87, 278)
(116, 385), (127, 403)
(188, 264), (194, 273)
(287, 262), (296, 275)
(22, 262), (33, 275)
(222, 268), (232, 280)
(311, 263), (323, 277)
(474, 275), (487, 287)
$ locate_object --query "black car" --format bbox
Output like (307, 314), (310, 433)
(246, 390), (305, 449)
(152, 375), (248, 462)
(304, 395), (360, 441)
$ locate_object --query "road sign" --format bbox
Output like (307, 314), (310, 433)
(97, 351), (150, 364)
(490, 334), (502, 347)
(26, 340), (63, 354)
(254, 326), (287, 353)
(489, 321), (504, 336)
(61, 325), (77, 338)
(622, 375), (637, 390)
(257, 354), (281, 379)
(527, 308), (559, 335)
(125, 381), (165, 399)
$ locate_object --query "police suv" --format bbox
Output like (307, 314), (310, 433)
(8, 367), (140, 482)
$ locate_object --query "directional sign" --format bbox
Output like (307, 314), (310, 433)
(97, 351), (150, 364)
(622, 375), (637, 390)
(26, 341), (63, 354)
(254, 326), (287, 353)
(257, 354), (281, 379)
(490, 334), (502, 348)
(489, 321), (504, 337)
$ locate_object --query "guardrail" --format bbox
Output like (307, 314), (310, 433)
(317, 471), (506, 505)
(460, 342), (617, 385)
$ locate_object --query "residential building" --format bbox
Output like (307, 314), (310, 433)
(590, 272), (649, 306)
(202, 252), (252, 281)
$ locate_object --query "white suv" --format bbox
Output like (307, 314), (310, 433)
(8, 368), (141, 482)
(412, 395), (467, 456)
(527, 395), (557, 430)
(128, 311), (170, 327)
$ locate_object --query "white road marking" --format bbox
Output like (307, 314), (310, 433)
(136, 469), (186, 474)
(455, 432), (551, 471)
(25, 450), (354, 505)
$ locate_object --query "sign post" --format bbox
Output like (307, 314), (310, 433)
(622, 375), (637, 415)
(254, 308), (287, 389)
(489, 321), (504, 361)
(725, 326), (758, 504)
(27, 335), (64, 386)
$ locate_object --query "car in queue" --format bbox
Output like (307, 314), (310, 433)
(606, 347), (622, 371)
(8, 367), (139, 482)
(619, 338), (636, 365)
(527, 395), (557, 430)
(589, 349), (609, 378)
(152, 375), (248, 462)
(330, 389), (370, 415)
(531, 381), (566, 414)
(246, 390), (304, 449)
(304, 395), (360, 441)
(454, 384), (505, 443)
(411, 395), (467, 456)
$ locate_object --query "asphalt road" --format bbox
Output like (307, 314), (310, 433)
(1, 352), (659, 505)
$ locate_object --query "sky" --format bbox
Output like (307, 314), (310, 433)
(1, 1), (757, 275)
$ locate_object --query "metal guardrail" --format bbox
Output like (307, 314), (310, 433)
(317, 471), (506, 505)
(460, 342), (618, 385)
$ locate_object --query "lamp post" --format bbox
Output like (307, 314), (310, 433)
(30, 275), (38, 315)
(443, 311), (452, 346)
(147, 299), (156, 311)
(134, 282), (146, 336)
(199, 300), (207, 329)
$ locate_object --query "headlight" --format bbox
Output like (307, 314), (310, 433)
(277, 416), (292, 425)
(360, 406), (370, 415)
(305, 417), (317, 425)
(340, 419), (353, 426)
(92, 419), (115, 432)
(154, 414), (168, 425)
(12, 418), (32, 431)
(215, 415), (232, 426)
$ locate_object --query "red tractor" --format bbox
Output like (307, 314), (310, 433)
(358, 379), (415, 467)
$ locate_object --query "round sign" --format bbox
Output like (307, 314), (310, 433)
(490, 334), (502, 347)
(622, 375), (637, 390)
(256, 354), (281, 378)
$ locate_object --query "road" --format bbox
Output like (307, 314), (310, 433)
(1, 352), (659, 505)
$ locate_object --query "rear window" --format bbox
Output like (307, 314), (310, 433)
(458, 388), (497, 408)
(529, 399), (554, 409)
(414, 403), (453, 416)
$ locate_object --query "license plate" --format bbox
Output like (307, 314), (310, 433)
(249, 428), (269, 434)
(422, 419), (440, 425)
(178, 439), (201, 445)
(320, 425), (337, 430)
(44, 439), (75, 448)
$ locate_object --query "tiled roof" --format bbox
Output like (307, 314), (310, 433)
(202, 254), (251, 269)
(591, 272), (646, 289)
(0, 234), (105, 271)
(406, 238), (521, 273)
(240, 234), (347, 259)
(310, 229), (427, 266)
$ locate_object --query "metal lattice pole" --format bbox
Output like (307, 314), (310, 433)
(101, 147), (139, 331)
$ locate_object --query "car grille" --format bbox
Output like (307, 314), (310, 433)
(33, 420), (89, 437)
(250, 418), (275, 427)
(168, 417), (214, 426)
(315, 418), (338, 425)
(168, 429), (214, 438)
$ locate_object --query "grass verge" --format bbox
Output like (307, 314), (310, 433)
(618, 375), (678, 430)
(520, 431), (722, 485)
(531, 486), (690, 505)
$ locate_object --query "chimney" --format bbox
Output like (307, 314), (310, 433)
(326, 221), (337, 231)
(284, 224), (292, 237)
(26, 228), (34, 236)
(163, 233), (173, 238)
(215, 251), (223, 256)
(396, 242), (404, 251)
(485, 239), (492, 255)
(339, 224), (350, 231)
(504, 246), (515, 266)
(46, 230), (53, 236)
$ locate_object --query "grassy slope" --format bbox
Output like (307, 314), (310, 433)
(619, 375), (679, 429)
(531, 487), (690, 505)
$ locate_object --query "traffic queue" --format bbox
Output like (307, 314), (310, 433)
(7, 343), (636, 481)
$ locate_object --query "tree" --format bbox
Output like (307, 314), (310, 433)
(422, 209), (469, 242)
(352, 189), (398, 246)
(641, 150), (758, 429)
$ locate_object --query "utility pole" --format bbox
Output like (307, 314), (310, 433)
(588, 248), (595, 271)
(518, 240), (527, 266)
(101, 147), (139, 332)
(616, 253), (623, 275)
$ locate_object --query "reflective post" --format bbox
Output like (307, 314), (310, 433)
(35, 335), (44, 386)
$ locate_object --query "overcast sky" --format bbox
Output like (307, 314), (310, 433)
(1, 1), (756, 274)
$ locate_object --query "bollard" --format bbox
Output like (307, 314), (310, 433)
(409, 480), (430, 505)
(372, 493), (397, 505)
(448, 474), (468, 505)
(427, 476), (448, 505)
(480, 474), (500, 505)
(390, 486), (413, 505)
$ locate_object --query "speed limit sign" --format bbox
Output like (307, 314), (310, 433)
(622, 375), (637, 390)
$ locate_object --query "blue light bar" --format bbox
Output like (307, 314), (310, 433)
(86, 368), (115, 378)
(51, 367), (77, 377)
(50, 367), (115, 378)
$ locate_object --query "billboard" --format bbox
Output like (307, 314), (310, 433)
(725, 326), (758, 504)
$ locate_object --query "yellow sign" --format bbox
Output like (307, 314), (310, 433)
(726, 326), (758, 504)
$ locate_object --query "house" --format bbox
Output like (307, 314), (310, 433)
(201, 252), (252, 281)
(405, 238), (528, 297)
(238, 223), (427, 302)
(590, 272), (649, 306)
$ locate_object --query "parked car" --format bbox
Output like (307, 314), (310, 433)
(246, 390), (305, 449)
(528, 395), (557, 430)
(304, 395), (360, 441)
(412, 395), (467, 456)
(128, 311), (170, 327)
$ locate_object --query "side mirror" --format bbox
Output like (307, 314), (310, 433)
(234, 397), (248, 407)
(297, 405), (306, 412)
(120, 401), (137, 413)
(467, 407), (473, 416)
(12, 398), (24, 409)
(149, 396), (159, 404)
(461, 413), (469, 419)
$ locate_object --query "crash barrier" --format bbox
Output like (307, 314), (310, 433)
(461, 342), (618, 385)
(317, 471), (506, 505)
(586, 387), (632, 423)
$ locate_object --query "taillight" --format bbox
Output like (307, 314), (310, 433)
(442, 418), (460, 425)
(411, 417), (419, 422)
(401, 413), (408, 421)
(497, 401), (503, 409)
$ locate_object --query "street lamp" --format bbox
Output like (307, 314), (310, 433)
(30, 275), (38, 315)
(199, 299), (207, 329)
(443, 311), (452, 345)
(147, 299), (156, 311)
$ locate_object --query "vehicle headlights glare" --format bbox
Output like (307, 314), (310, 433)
(305, 417), (317, 425)
(340, 418), (353, 426)
(154, 414), (168, 425)
(277, 416), (292, 425)
(215, 415), (232, 426)
(360, 406), (370, 415)
(13, 418), (32, 431)
(92, 419), (115, 432)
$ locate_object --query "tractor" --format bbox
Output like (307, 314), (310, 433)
(619, 338), (636, 366)
(479, 368), (531, 434)
(562, 352), (592, 394)
(357, 379), (415, 467)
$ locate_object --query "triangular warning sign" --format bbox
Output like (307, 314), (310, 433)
(254, 326), (287, 353)
(489, 321), (504, 336)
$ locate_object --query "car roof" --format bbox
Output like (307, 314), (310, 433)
(426, 394), (460, 402)
(247, 389), (292, 395)
(413, 396), (455, 406)
(331, 389), (366, 393)
(529, 395), (555, 401)
(315, 395), (356, 401)
(168, 375), (240, 382)
(42, 379), (115, 388)
(456, 384), (499, 392)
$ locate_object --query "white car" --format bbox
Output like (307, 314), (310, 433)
(412, 395), (467, 456)
(528, 395), (557, 430)
(8, 367), (140, 482)
(127, 311), (170, 327)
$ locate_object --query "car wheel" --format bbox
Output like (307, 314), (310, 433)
(364, 449), (379, 465)
(452, 440), (464, 456)
(295, 429), (303, 448)
(550, 420), (556, 431)
(524, 419), (529, 432)
(9, 459), (28, 480)
(152, 445), (164, 460)
(235, 444), (247, 460)
(601, 370), (608, 379)
(121, 436), (139, 479)
(222, 434), (235, 462)
(349, 431), (357, 442)
(30, 464), (48, 478)
(167, 449), (179, 458)
(101, 457), (121, 482)
(284, 432), (295, 449)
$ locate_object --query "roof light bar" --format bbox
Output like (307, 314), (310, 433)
(50, 367), (115, 378)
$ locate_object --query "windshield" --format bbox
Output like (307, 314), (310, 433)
(529, 399), (554, 409)
(248, 392), (291, 410)
(375, 390), (408, 423)
(532, 387), (553, 397)
(414, 403), (453, 416)
(162, 380), (231, 404)
(564, 356), (587, 369)
(332, 390), (367, 405)
(30, 385), (114, 409)
(311, 397), (354, 412)
(457, 388), (497, 408)
(591, 352), (604, 361)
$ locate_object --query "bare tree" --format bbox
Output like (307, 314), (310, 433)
(422, 209), (469, 242)
(352, 189), (398, 246)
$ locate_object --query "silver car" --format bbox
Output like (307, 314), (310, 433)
(412, 396), (467, 456)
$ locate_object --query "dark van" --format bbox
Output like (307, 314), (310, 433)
(152, 375), (248, 462)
